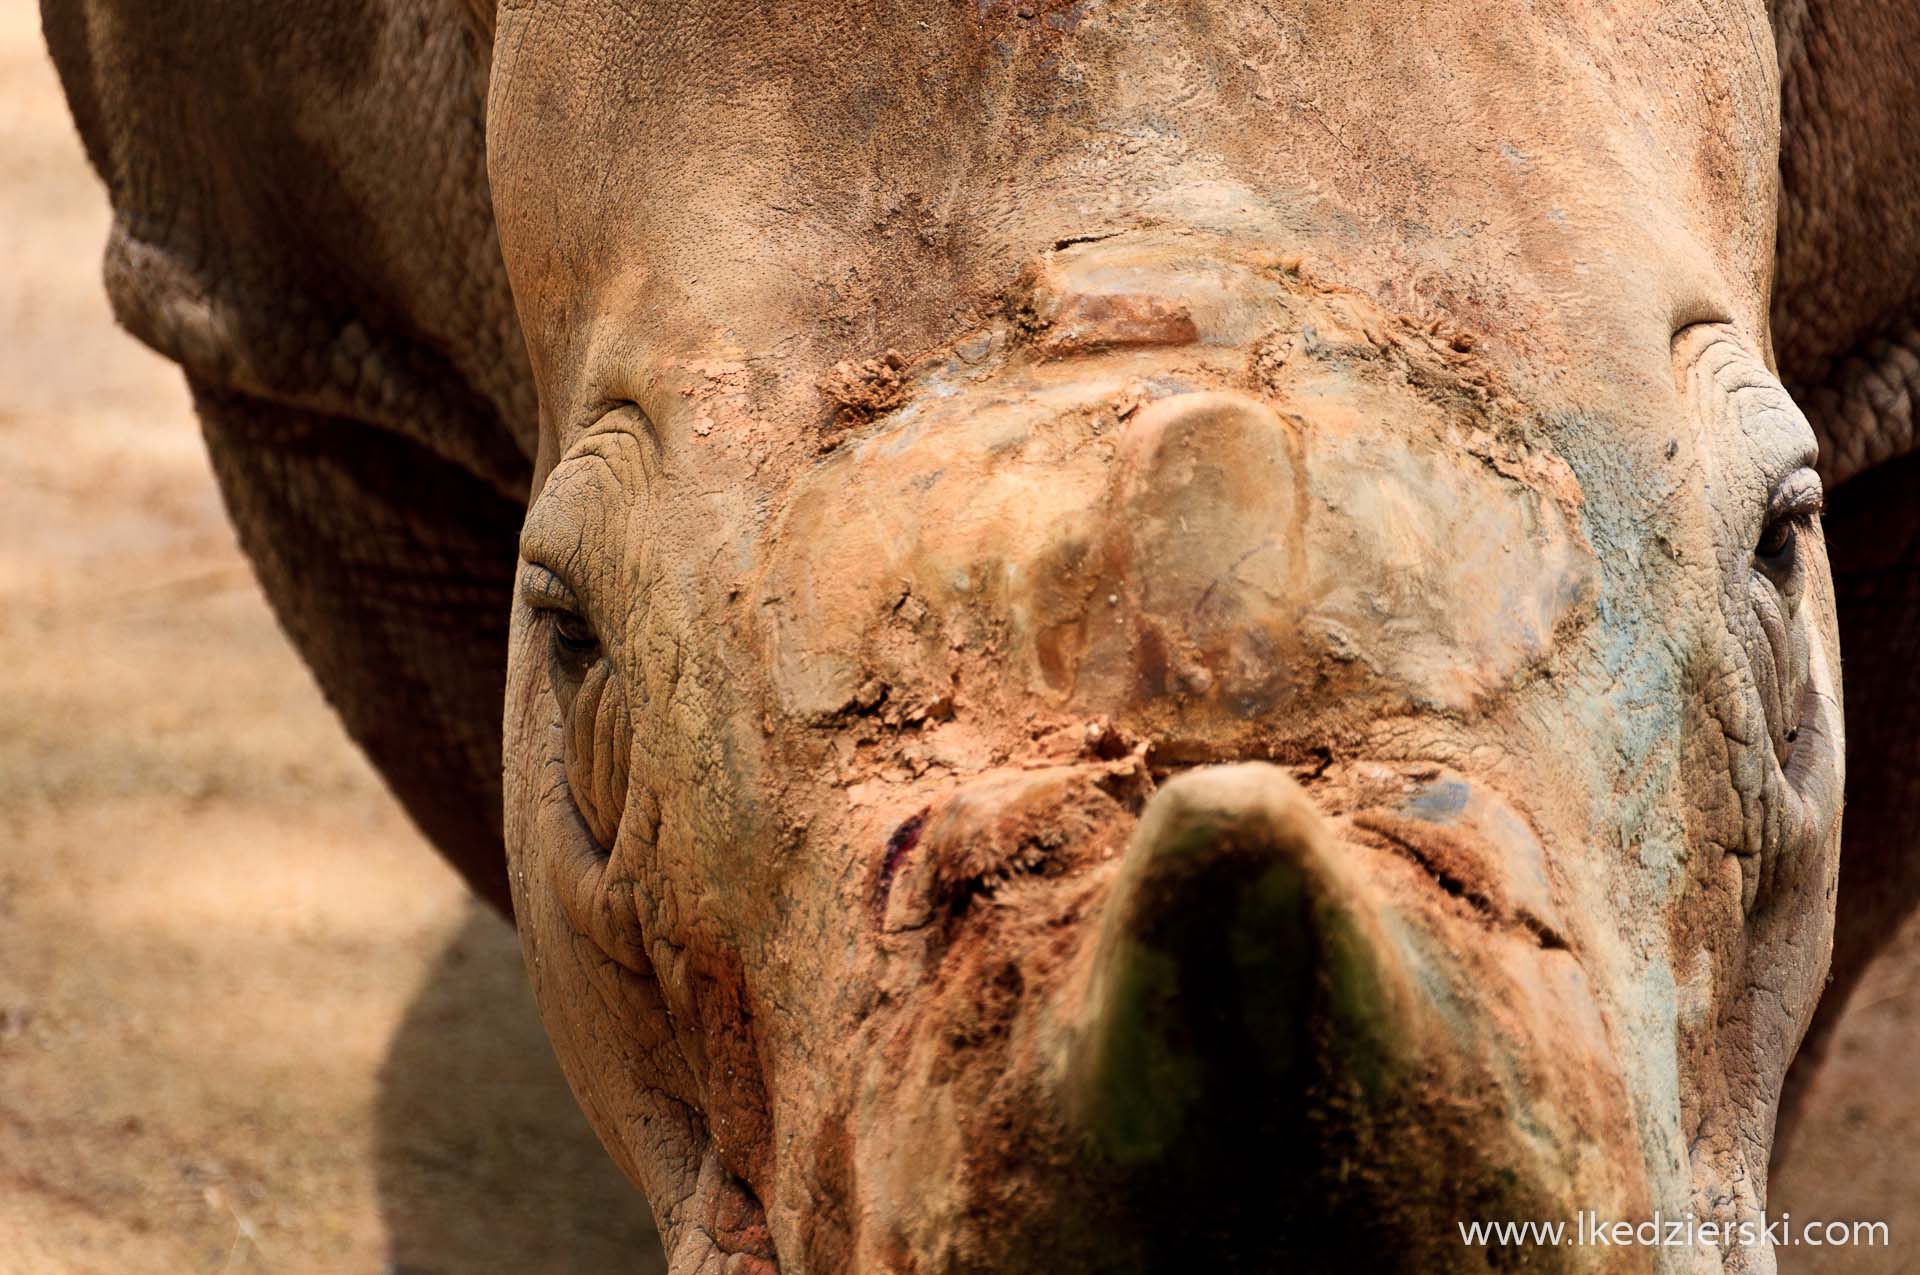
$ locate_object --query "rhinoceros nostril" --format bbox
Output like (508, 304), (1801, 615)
(871, 810), (928, 924)
(871, 768), (1136, 935)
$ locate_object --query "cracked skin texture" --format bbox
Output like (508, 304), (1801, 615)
(38, 0), (1920, 1270)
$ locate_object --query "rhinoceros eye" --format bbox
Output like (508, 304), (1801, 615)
(1754, 516), (1794, 561)
(522, 563), (602, 683)
(550, 610), (601, 665)
(1754, 468), (1823, 589)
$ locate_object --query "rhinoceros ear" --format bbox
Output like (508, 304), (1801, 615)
(1770, 0), (1920, 487)
(42, 0), (534, 912)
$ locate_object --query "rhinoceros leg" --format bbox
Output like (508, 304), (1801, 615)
(190, 386), (526, 915)
(42, 0), (533, 910)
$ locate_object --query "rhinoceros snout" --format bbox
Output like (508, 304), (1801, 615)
(1026, 762), (1651, 1270)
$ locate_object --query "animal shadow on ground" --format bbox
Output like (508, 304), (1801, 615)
(374, 904), (667, 1274)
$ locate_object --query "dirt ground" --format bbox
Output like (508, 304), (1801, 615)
(0, 5), (1908, 1273)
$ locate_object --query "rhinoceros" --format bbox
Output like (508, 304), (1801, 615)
(43, 0), (1920, 1269)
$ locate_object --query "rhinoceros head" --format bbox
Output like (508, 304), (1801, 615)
(487, 3), (1841, 1269)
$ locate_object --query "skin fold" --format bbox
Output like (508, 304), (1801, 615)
(39, 0), (1920, 1270)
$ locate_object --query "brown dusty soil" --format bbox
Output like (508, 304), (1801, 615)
(0, 6), (1905, 1272)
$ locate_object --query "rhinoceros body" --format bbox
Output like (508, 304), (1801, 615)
(43, 0), (1920, 1270)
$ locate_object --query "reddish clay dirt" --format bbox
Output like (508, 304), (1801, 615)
(0, 6), (1903, 1272)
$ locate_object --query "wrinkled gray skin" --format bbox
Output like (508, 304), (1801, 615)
(42, 0), (1920, 1270)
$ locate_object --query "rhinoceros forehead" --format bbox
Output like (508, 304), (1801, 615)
(487, 0), (1780, 419)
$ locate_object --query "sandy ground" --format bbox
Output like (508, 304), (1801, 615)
(0, 4), (1909, 1272)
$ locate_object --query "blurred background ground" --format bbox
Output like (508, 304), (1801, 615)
(0, 1), (1908, 1272)
(0, 5), (661, 1272)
